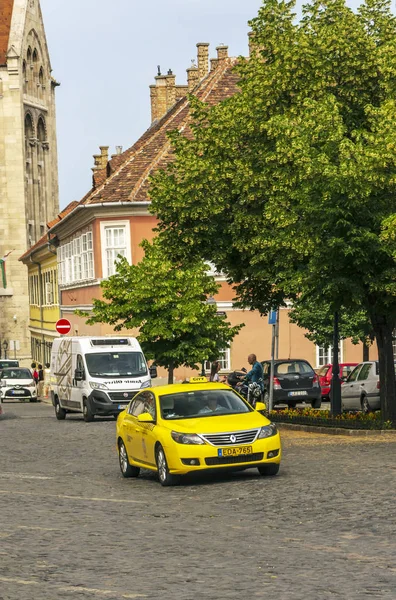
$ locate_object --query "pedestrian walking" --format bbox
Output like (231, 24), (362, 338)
(31, 362), (39, 385)
(37, 364), (44, 400)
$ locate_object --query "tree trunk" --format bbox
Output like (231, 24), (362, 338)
(362, 343), (369, 362)
(370, 315), (396, 423)
(168, 363), (174, 385)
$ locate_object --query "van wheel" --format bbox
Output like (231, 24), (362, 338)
(83, 399), (94, 422)
(118, 440), (140, 478)
(361, 396), (372, 414)
(155, 445), (180, 487)
(55, 398), (66, 420)
(287, 401), (297, 409)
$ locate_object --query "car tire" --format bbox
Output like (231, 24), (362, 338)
(311, 397), (322, 409)
(83, 399), (94, 422)
(258, 463), (280, 476)
(361, 396), (372, 414)
(29, 397), (38, 403)
(155, 445), (180, 487)
(54, 398), (66, 420)
(263, 392), (270, 406)
(118, 440), (140, 478)
(287, 401), (297, 409)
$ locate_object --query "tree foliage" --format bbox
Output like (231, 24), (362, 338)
(150, 0), (396, 419)
(80, 240), (243, 383)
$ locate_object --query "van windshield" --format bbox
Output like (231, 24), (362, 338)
(85, 352), (147, 378)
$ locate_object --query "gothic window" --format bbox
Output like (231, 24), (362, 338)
(37, 117), (46, 142)
(39, 66), (44, 89)
(23, 61), (27, 93)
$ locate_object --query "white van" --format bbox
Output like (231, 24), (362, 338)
(50, 337), (156, 421)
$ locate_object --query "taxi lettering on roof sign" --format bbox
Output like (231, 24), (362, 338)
(116, 380), (281, 487)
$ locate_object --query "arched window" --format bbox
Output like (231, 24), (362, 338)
(32, 49), (38, 64)
(23, 60), (27, 93)
(39, 66), (44, 86)
(27, 47), (32, 63)
(37, 117), (46, 142)
(24, 113), (34, 143)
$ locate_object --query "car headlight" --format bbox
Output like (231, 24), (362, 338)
(140, 380), (151, 389)
(89, 382), (108, 390)
(27, 382), (36, 388)
(258, 423), (278, 439)
(171, 431), (205, 445)
(0, 381), (6, 387)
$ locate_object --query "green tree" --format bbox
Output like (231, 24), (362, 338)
(288, 294), (374, 360)
(150, 0), (396, 420)
(79, 240), (243, 384)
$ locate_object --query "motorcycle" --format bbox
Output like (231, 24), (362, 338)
(227, 369), (263, 408)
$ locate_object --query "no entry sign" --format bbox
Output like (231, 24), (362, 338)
(55, 318), (72, 335)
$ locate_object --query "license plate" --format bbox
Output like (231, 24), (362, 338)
(288, 391), (308, 397)
(118, 404), (127, 410)
(218, 446), (253, 457)
(12, 390), (24, 395)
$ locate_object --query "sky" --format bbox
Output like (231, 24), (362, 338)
(40, 0), (264, 209)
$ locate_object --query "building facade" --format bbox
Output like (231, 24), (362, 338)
(0, 0), (59, 362)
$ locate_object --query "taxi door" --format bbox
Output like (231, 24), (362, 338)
(122, 394), (146, 462)
(132, 391), (157, 468)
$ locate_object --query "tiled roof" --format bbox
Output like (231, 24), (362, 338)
(19, 200), (79, 261)
(0, 0), (14, 65)
(56, 58), (240, 221)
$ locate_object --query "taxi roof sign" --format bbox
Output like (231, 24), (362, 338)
(189, 376), (208, 383)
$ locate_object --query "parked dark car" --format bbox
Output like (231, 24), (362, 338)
(317, 363), (358, 401)
(260, 359), (322, 408)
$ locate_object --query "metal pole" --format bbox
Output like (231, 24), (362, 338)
(201, 361), (205, 377)
(269, 323), (276, 412)
(330, 310), (341, 416)
(275, 310), (280, 359)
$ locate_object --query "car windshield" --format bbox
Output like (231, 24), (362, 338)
(85, 352), (147, 378)
(317, 366), (330, 377)
(275, 361), (314, 375)
(0, 361), (18, 368)
(160, 389), (252, 420)
(0, 368), (32, 380)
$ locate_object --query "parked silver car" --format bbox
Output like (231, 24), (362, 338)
(341, 361), (396, 413)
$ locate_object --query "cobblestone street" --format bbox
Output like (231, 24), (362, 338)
(1, 401), (396, 600)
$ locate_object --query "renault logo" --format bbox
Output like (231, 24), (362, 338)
(123, 393), (129, 398)
(230, 434), (237, 443)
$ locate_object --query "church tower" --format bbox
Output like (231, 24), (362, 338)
(0, 0), (59, 361)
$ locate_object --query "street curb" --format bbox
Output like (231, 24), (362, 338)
(276, 423), (396, 436)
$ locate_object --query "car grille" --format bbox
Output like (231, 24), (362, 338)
(108, 391), (137, 402)
(205, 453), (264, 466)
(200, 429), (259, 446)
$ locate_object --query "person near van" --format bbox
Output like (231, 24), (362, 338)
(210, 360), (221, 382)
(242, 354), (264, 390)
(43, 363), (51, 399)
(37, 364), (44, 399)
(31, 362), (39, 385)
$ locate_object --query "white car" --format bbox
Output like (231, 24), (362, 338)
(0, 367), (37, 403)
(341, 361), (396, 413)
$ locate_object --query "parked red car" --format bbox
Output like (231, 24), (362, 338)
(317, 363), (358, 401)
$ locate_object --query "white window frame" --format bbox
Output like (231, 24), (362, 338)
(58, 230), (95, 286)
(205, 348), (231, 373)
(100, 221), (131, 279)
(316, 343), (344, 368)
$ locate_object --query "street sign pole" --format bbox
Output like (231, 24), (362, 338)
(268, 310), (278, 412)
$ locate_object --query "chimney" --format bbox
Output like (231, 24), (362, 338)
(196, 43), (209, 80)
(92, 146), (109, 172)
(187, 66), (199, 91)
(150, 68), (177, 123)
(210, 58), (219, 72)
(248, 31), (264, 57)
(216, 45), (228, 61)
(111, 146), (123, 159)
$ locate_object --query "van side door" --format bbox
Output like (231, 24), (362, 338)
(70, 354), (86, 411)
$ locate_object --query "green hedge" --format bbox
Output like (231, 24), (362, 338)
(268, 408), (394, 430)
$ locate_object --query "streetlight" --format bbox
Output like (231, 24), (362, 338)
(330, 310), (342, 416)
(201, 296), (217, 376)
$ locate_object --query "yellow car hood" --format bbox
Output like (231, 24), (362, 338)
(162, 411), (270, 434)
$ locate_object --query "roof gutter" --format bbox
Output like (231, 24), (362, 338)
(49, 201), (151, 234)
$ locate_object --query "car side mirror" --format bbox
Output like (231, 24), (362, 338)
(74, 369), (84, 382)
(341, 376), (347, 382)
(255, 401), (266, 412)
(137, 412), (155, 423)
(149, 365), (158, 379)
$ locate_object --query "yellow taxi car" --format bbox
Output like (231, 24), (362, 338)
(116, 378), (281, 486)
